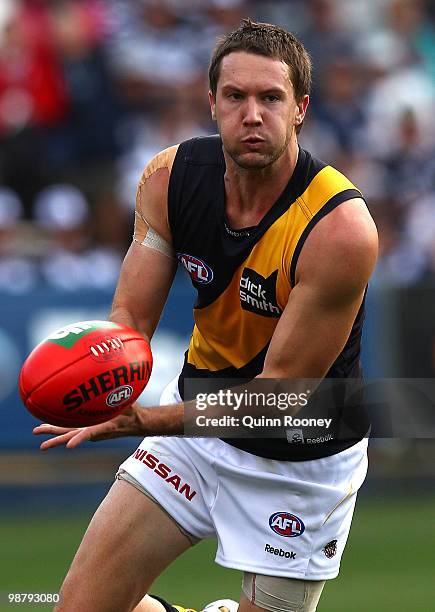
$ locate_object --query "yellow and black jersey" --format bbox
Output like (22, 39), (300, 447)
(168, 135), (368, 460)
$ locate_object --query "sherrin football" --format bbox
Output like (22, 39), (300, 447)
(19, 320), (152, 427)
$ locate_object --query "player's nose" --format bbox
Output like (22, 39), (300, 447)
(242, 97), (262, 125)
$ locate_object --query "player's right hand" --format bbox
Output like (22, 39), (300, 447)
(32, 402), (146, 450)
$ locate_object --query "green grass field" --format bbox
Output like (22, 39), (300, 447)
(1, 495), (434, 611)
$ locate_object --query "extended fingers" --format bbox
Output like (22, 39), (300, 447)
(33, 424), (78, 436)
(66, 421), (118, 446)
(39, 429), (81, 450)
(65, 428), (93, 448)
(33, 414), (129, 451)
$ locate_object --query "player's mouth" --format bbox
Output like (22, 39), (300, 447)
(241, 136), (265, 144)
(241, 136), (265, 149)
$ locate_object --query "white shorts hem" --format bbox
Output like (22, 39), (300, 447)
(214, 554), (340, 581)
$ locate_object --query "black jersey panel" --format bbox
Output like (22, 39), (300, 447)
(326, 287), (367, 380)
(178, 343), (269, 400)
(224, 432), (369, 461)
(168, 136), (326, 310)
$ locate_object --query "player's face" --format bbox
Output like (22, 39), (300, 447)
(209, 51), (309, 170)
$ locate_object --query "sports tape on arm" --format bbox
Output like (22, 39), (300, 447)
(133, 216), (175, 258)
(133, 146), (178, 259)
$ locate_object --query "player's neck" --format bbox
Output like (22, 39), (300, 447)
(223, 139), (299, 227)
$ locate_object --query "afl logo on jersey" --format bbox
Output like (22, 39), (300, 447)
(178, 253), (214, 284)
(269, 512), (305, 537)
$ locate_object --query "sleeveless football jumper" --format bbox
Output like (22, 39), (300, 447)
(168, 135), (369, 461)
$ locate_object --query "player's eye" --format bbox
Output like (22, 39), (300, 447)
(264, 95), (280, 103)
(228, 92), (243, 100)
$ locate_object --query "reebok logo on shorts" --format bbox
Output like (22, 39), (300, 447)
(240, 268), (282, 318)
(264, 544), (296, 559)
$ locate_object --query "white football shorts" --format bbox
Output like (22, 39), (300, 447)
(118, 376), (368, 580)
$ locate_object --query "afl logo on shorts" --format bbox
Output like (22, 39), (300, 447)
(269, 512), (305, 537)
(178, 253), (213, 284)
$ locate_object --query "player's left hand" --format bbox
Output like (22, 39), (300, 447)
(33, 402), (146, 450)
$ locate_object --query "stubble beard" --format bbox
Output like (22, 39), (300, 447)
(228, 134), (291, 170)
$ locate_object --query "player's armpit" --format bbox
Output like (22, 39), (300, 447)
(260, 198), (378, 380)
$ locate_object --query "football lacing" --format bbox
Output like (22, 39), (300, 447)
(90, 337), (124, 356)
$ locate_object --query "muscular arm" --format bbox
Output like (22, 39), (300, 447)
(109, 241), (176, 343)
(260, 198), (378, 380)
(104, 146), (183, 433)
(35, 198), (378, 447)
(33, 147), (182, 448)
(109, 146), (178, 340)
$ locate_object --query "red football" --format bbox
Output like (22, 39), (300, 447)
(19, 320), (152, 427)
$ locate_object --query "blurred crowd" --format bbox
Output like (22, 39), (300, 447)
(0, 0), (434, 292)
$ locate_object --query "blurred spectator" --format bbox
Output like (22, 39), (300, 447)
(311, 55), (367, 153)
(107, 0), (202, 109)
(300, 0), (356, 105)
(252, 0), (306, 33)
(0, 187), (38, 293)
(0, 0), (70, 212)
(49, 0), (120, 164)
(335, 0), (391, 32)
(0, 0), (68, 135)
(388, 0), (435, 82)
(116, 98), (211, 212)
(383, 108), (435, 206)
(361, 5), (435, 160)
(34, 184), (121, 290)
(206, 0), (251, 31)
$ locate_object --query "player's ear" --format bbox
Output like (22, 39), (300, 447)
(295, 94), (309, 127)
(209, 90), (217, 121)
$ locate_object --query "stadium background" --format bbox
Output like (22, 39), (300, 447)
(0, 0), (434, 610)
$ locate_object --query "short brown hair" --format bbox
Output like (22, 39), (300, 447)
(209, 19), (312, 102)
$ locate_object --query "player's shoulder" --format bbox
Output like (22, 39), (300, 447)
(323, 197), (377, 247)
(295, 152), (377, 287)
(135, 145), (183, 238)
(139, 144), (180, 185)
(298, 197), (378, 291)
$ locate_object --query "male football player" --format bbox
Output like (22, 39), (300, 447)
(35, 20), (378, 612)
